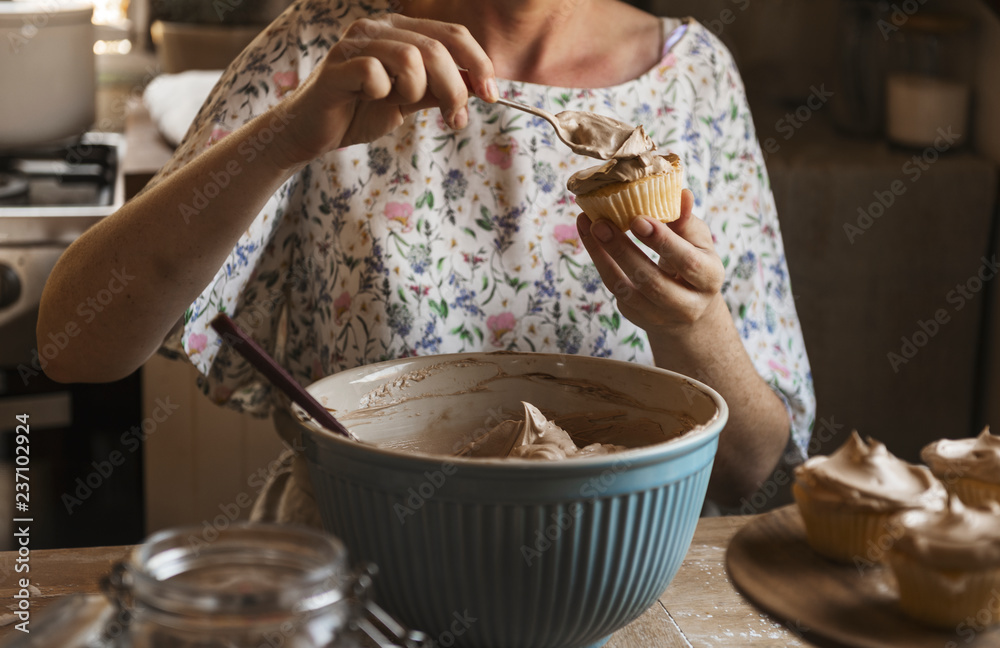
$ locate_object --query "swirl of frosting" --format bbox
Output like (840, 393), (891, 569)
(567, 152), (679, 195)
(794, 431), (947, 511)
(552, 111), (679, 194)
(507, 402), (624, 460)
(892, 496), (1000, 570)
(921, 427), (1000, 485)
(558, 114), (655, 160)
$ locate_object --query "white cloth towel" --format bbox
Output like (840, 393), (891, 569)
(142, 70), (223, 147)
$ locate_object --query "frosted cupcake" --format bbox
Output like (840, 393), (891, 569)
(886, 496), (1000, 629)
(793, 431), (947, 564)
(565, 119), (683, 231)
(922, 427), (1000, 508)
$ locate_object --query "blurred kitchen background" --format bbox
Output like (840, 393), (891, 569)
(0, 0), (997, 547)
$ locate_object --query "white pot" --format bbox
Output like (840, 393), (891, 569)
(0, 1), (95, 149)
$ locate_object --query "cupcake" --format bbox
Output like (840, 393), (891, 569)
(886, 496), (1000, 629)
(566, 122), (683, 231)
(922, 427), (1000, 508)
(792, 431), (947, 565)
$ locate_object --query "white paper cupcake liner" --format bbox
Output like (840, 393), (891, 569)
(793, 482), (903, 566)
(888, 549), (1000, 629)
(576, 171), (682, 231)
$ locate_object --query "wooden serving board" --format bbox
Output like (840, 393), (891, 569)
(725, 505), (1000, 648)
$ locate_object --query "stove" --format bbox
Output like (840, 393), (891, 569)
(0, 132), (126, 361)
(0, 131), (143, 551)
(0, 131), (126, 245)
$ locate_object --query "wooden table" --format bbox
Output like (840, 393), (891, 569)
(0, 515), (805, 647)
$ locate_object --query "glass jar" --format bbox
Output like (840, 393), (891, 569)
(99, 523), (429, 648)
(1, 524), (428, 648)
(885, 13), (976, 148)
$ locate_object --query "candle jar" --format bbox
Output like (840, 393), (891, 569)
(885, 13), (976, 149)
(99, 523), (430, 648)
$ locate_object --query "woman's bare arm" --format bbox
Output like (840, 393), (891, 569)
(38, 15), (497, 383)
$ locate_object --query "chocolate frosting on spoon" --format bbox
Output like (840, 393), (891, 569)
(492, 98), (677, 195)
(560, 119), (676, 194)
(553, 112), (656, 160)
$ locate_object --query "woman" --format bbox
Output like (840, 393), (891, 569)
(37, 0), (813, 515)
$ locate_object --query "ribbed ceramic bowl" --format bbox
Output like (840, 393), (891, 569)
(297, 352), (727, 648)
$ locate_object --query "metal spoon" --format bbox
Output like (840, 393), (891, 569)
(493, 97), (636, 159)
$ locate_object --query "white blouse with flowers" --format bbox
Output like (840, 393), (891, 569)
(158, 0), (816, 459)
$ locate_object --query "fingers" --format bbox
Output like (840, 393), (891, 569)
(666, 189), (714, 249)
(336, 16), (497, 129)
(578, 203), (724, 302)
(577, 215), (631, 295)
(335, 44), (422, 103)
(632, 215), (724, 294)
(577, 214), (672, 311)
(386, 15), (498, 102)
(378, 25), (470, 127)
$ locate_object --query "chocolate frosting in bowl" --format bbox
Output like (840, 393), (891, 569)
(892, 496), (1000, 570)
(795, 431), (947, 511)
(456, 401), (626, 460)
(329, 357), (707, 460)
(921, 426), (1000, 484)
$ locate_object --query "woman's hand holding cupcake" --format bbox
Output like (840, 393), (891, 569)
(566, 116), (789, 503)
(577, 187), (791, 503)
(577, 189), (725, 335)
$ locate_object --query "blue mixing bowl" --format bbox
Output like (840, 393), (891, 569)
(298, 352), (727, 648)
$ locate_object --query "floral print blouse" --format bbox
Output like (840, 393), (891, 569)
(159, 0), (816, 457)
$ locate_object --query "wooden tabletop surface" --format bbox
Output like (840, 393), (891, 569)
(0, 514), (805, 647)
